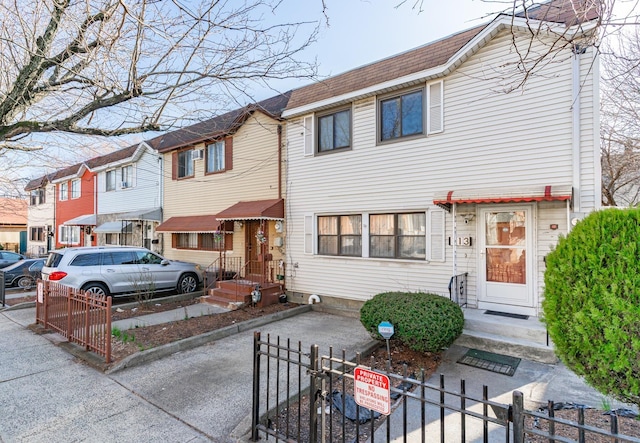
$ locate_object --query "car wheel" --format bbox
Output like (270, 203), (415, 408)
(177, 273), (198, 294)
(81, 283), (109, 297)
(16, 276), (34, 289)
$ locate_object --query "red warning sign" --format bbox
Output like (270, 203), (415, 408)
(353, 366), (391, 415)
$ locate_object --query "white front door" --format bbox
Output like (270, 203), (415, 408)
(478, 206), (535, 315)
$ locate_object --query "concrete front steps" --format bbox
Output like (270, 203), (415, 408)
(201, 279), (284, 309)
(454, 308), (558, 364)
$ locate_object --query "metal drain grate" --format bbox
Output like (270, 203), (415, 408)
(457, 349), (521, 376)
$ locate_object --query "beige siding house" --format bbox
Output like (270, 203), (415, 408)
(152, 93), (290, 306)
(282, 1), (600, 317)
(24, 175), (56, 256)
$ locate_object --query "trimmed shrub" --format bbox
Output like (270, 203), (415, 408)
(543, 208), (640, 407)
(360, 291), (464, 352)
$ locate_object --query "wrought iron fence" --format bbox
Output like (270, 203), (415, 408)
(35, 280), (112, 363)
(251, 332), (640, 442)
(449, 272), (468, 307)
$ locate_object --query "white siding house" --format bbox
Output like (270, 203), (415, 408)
(282, 3), (600, 316)
(88, 142), (163, 252)
(24, 175), (55, 257)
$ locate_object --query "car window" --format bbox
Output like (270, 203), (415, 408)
(4, 252), (20, 260)
(103, 251), (137, 265)
(45, 252), (64, 267)
(70, 253), (102, 267)
(29, 261), (44, 272)
(135, 251), (163, 265)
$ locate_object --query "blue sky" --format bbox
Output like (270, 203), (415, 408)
(262, 0), (503, 97)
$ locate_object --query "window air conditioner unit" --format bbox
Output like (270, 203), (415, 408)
(121, 181), (128, 188)
(191, 149), (204, 161)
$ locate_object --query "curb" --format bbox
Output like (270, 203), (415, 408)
(1, 301), (36, 311)
(106, 304), (313, 374)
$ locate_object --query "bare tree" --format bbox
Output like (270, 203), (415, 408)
(600, 28), (640, 206)
(0, 0), (318, 149)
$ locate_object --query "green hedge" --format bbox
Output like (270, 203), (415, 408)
(543, 208), (640, 407)
(360, 291), (464, 352)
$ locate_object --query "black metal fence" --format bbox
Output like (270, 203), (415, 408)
(449, 272), (468, 307)
(251, 332), (640, 442)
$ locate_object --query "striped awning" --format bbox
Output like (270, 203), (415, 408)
(433, 185), (573, 211)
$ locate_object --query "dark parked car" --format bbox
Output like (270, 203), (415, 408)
(0, 251), (25, 269)
(2, 258), (44, 288)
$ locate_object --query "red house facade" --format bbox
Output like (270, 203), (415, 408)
(52, 164), (97, 248)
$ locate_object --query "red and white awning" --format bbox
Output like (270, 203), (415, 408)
(433, 185), (572, 210)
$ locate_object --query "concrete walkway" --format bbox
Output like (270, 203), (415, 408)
(1, 301), (637, 442)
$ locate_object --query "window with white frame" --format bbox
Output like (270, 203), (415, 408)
(30, 190), (44, 206)
(370, 213), (426, 260)
(317, 215), (362, 256)
(121, 165), (133, 188)
(105, 233), (119, 245)
(59, 182), (68, 201)
(106, 170), (116, 191)
(59, 225), (80, 244)
(206, 141), (225, 173)
(30, 226), (45, 242)
(318, 108), (351, 153)
(178, 149), (194, 178)
(70, 179), (81, 199)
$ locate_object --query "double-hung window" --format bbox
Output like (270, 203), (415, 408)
(317, 215), (362, 256)
(177, 149), (194, 178)
(206, 141), (225, 173)
(318, 109), (351, 153)
(30, 191), (38, 206)
(59, 183), (68, 201)
(71, 179), (81, 199)
(106, 170), (116, 192)
(121, 165), (133, 188)
(370, 213), (426, 259)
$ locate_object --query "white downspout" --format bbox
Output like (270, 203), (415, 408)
(452, 203), (457, 278)
(572, 46), (582, 213)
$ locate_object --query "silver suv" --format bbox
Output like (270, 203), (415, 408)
(41, 246), (203, 297)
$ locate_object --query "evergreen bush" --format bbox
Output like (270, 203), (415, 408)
(543, 207), (640, 407)
(360, 291), (464, 352)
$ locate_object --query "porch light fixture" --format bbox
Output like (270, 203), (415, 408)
(234, 221), (244, 229)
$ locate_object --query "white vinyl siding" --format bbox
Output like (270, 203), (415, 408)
(283, 28), (595, 303)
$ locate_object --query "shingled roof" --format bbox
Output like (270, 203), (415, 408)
(285, 0), (598, 112)
(150, 91), (291, 153)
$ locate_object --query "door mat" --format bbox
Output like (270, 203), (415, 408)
(457, 349), (521, 376)
(484, 310), (529, 320)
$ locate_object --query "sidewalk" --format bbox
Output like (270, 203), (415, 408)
(2, 301), (636, 442)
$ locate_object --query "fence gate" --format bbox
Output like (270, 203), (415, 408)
(251, 332), (640, 443)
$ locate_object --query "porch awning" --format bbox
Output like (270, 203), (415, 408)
(156, 215), (221, 233)
(433, 185), (573, 211)
(94, 221), (132, 233)
(215, 198), (284, 221)
(63, 214), (96, 226)
(116, 208), (162, 222)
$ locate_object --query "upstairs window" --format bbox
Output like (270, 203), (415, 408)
(121, 165), (133, 188)
(106, 170), (116, 192)
(370, 213), (426, 260)
(317, 215), (362, 256)
(177, 149), (194, 179)
(378, 81), (443, 142)
(71, 179), (81, 199)
(30, 190), (44, 205)
(206, 141), (225, 173)
(318, 109), (351, 153)
(59, 183), (68, 201)
(380, 90), (423, 141)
